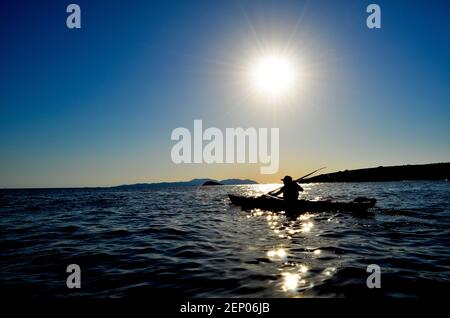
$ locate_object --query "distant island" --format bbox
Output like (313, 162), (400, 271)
(113, 178), (258, 189)
(302, 162), (450, 183)
(202, 180), (223, 186)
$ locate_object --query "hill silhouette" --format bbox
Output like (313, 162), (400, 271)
(114, 178), (257, 189)
(302, 163), (450, 183)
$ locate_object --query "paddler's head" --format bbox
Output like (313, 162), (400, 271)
(281, 175), (293, 185)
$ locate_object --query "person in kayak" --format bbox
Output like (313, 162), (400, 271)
(268, 176), (303, 202)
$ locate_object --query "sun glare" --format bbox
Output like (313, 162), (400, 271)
(250, 54), (297, 100)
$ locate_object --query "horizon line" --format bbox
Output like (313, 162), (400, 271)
(1, 161), (448, 190)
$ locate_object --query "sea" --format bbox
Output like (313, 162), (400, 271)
(1, 181), (449, 298)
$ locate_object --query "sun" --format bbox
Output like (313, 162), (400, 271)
(250, 54), (297, 100)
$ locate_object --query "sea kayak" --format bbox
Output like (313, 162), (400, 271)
(228, 194), (376, 213)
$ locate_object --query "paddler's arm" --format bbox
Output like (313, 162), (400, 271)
(269, 188), (283, 197)
(297, 183), (304, 192)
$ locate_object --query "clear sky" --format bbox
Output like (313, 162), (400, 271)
(1, 0), (449, 188)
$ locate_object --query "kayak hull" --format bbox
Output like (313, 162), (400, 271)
(228, 194), (376, 213)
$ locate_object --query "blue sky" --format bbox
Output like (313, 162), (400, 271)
(1, 0), (449, 187)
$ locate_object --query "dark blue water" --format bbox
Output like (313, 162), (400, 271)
(1, 181), (449, 298)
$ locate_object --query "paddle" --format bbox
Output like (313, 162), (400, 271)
(265, 167), (326, 197)
(293, 166), (326, 182)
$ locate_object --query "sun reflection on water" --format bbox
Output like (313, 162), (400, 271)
(267, 248), (287, 259)
(238, 187), (340, 297)
(301, 221), (314, 233)
(281, 271), (309, 293)
(282, 273), (300, 292)
(298, 264), (308, 274)
(298, 213), (313, 221)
